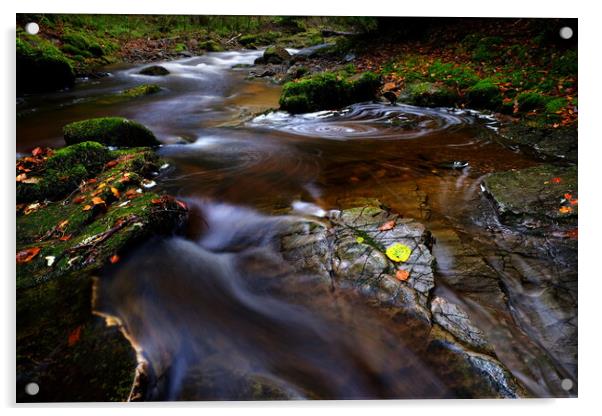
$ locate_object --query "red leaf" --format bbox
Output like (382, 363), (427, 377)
(551, 177), (562, 184)
(72, 195), (85, 204)
(67, 326), (82, 347)
(378, 220), (396, 231)
(16, 247), (41, 264)
(109, 254), (120, 264)
(105, 160), (119, 168)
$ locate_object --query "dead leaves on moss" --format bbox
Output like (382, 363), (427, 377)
(16, 247), (40, 264)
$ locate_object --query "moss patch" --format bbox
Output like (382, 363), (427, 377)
(404, 82), (459, 107)
(119, 83), (161, 98)
(64, 117), (160, 147)
(466, 79), (502, 110)
(16, 35), (75, 93)
(279, 71), (382, 113)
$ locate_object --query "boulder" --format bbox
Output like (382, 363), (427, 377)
(16, 145), (188, 402)
(63, 117), (160, 147)
(138, 65), (170, 76)
(17, 37), (75, 93)
(255, 46), (291, 65)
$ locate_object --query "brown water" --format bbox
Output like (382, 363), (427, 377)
(17, 50), (577, 399)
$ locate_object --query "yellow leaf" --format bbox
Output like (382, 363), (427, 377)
(385, 243), (412, 263)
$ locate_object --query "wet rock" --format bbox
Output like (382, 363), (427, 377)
(17, 36), (75, 93)
(401, 82), (459, 107)
(483, 164), (577, 229)
(64, 117), (161, 147)
(119, 83), (161, 98)
(16, 145), (188, 402)
(255, 46), (291, 65)
(427, 325), (528, 398)
(138, 65), (170, 76)
(497, 124), (577, 163)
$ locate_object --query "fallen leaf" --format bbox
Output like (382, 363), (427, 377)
(31, 147), (43, 157)
(356, 236), (365, 244)
(109, 254), (120, 264)
(551, 177), (562, 184)
(110, 187), (120, 198)
(151, 198), (163, 205)
(72, 195), (85, 204)
(385, 243), (412, 263)
(564, 193), (573, 200)
(59, 234), (72, 241)
(82, 204), (93, 211)
(16, 173), (27, 182)
(16, 247), (41, 264)
(378, 220), (396, 231)
(559, 206), (573, 214)
(91, 197), (105, 205)
(57, 220), (69, 230)
(67, 326), (82, 347)
(105, 160), (119, 168)
(395, 269), (410, 281)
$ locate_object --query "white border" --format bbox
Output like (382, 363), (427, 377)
(3, 1), (601, 415)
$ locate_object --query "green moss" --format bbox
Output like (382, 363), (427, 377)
(260, 46), (291, 64)
(17, 142), (111, 203)
(62, 31), (105, 57)
(545, 97), (568, 113)
(279, 71), (382, 113)
(466, 79), (502, 110)
(199, 40), (224, 52)
(174, 42), (187, 53)
(63, 117), (160, 147)
(552, 50), (577, 77)
(119, 84), (161, 98)
(517, 92), (550, 112)
(404, 82), (459, 107)
(16, 35), (75, 93)
(139, 65), (169, 76)
(429, 60), (479, 89)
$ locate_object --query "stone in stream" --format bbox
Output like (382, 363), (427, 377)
(63, 117), (161, 147)
(254, 46), (292, 65)
(138, 65), (170, 76)
(16, 143), (188, 402)
(278, 200), (527, 397)
(497, 123), (577, 163)
(483, 164), (577, 230)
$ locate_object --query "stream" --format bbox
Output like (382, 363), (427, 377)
(17, 49), (577, 399)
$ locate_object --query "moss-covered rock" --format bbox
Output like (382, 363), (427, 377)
(17, 142), (111, 203)
(63, 117), (160, 147)
(16, 145), (188, 402)
(119, 84), (161, 98)
(279, 71), (382, 113)
(17, 35), (75, 93)
(517, 92), (550, 112)
(62, 31), (105, 57)
(403, 82), (459, 107)
(198, 40), (224, 52)
(255, 46), (291, 65)
(466, 79), (502, 110)
(138, 65), (169, 76)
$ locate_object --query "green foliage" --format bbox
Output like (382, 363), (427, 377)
(552, 50), (578, 76)
(517, 92), (550, 112)
(404, 82), (459, 107)
(63, 117), (160, 147)
(429, 60), (479, 89)
(466, 79), (502, 109)
(279, 71), (382, 113)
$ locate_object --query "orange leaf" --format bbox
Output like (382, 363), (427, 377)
(16, 247), (41, 264)
(559, 206), (573, 214)
(57, 219), (69, 230)
(59, 234), (72, 241)
(570, 198), (578, 206)
(151, 198), (163, 205)
(16, 173), (27, 182)
(67, 326), (82, 347)
(395, 269), (410, 281)
(82, 204), (93, 211)
(551, 177), (562, 184)
(91, 197), (105, 205)
(564, 193), (573, 200)
(105, 160), (119, 168)
(72, 195), (85, 204)
(109, 254), (120, 264)
(110, 187), (120, 198)
(378, 220), (396, 231)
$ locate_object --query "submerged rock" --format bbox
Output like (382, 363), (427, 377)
(64, 117), (160, 147)
(497, 124), (577, 163)
(16, 143), (188, 402)
(483, 164), (577, 229)
(119, 83), (161, 98)
(138, 65), (170, 76)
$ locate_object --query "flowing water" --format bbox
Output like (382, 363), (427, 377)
(17, 49), (577, 399)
